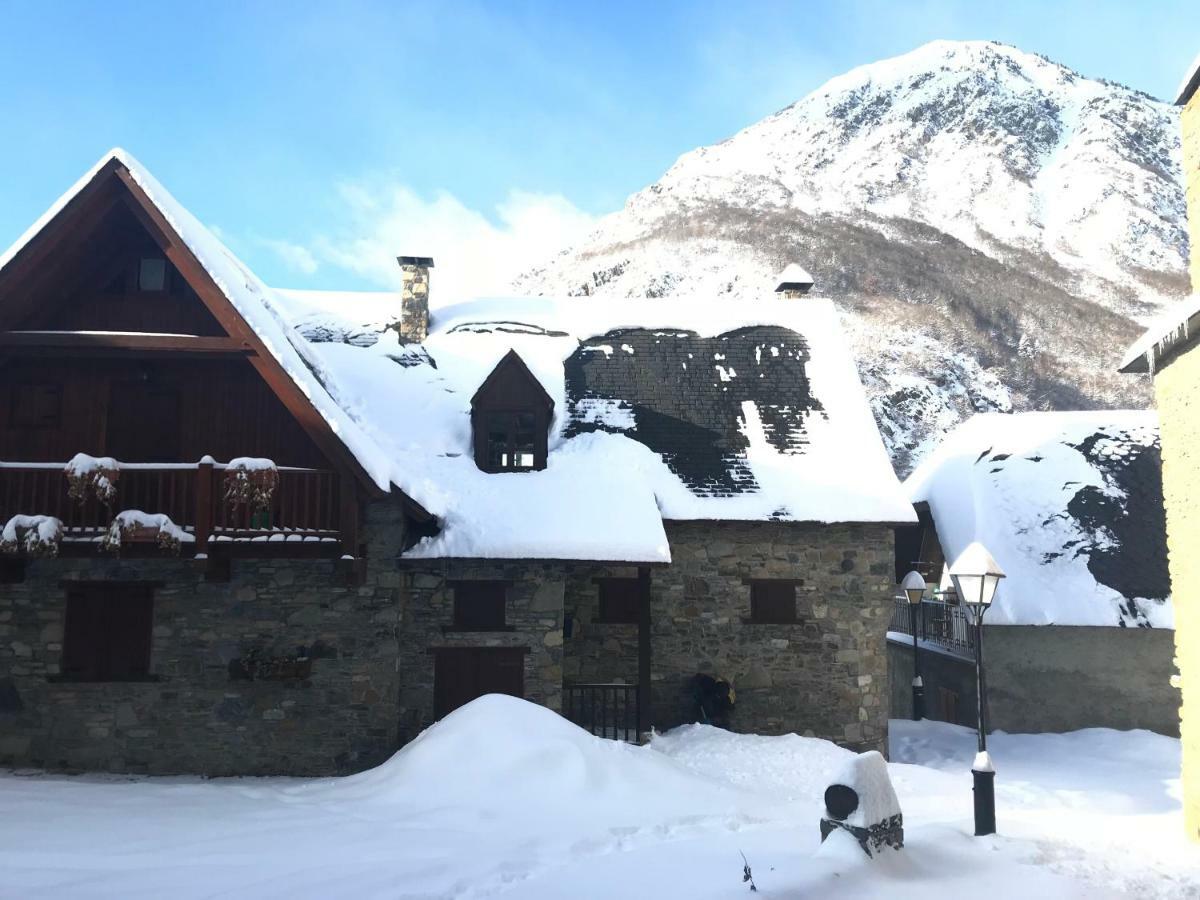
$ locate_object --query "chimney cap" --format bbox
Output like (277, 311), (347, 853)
(774, 263), (814, 293)
(397, 255), (435, 267)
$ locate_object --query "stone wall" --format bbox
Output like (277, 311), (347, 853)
(648, 521), (895, 753)
(887, 626), (1178, 736)
(397, 560), (567, 744)
(562, 565), (641, 685)
(0, 500), (406, 776)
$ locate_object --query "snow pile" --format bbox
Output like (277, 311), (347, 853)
(907, 410), (1170, 626)
(4, 709), (1198, 897)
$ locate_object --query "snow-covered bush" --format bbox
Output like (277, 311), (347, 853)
(64, 453), (119, 505)
(223, 457), (278, 512)
(0, 515), (63, 557)
(100, 511), (192, 556)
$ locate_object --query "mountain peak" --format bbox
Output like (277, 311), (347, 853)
(515, 41), (1188, 475)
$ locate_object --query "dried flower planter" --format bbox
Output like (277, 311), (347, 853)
(0, 516), (63, 558)
(65, 465), (119, 506)
(100, 519), (184, 556)
(223, 462), (279, 513)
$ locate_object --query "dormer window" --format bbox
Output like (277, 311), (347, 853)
(471, 350), (553, 473)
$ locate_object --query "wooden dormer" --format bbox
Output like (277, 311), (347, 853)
(470, 350), (554, 473)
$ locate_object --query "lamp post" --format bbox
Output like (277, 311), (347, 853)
(900, 570), (927, 720)
(948, 542), (1006, 837)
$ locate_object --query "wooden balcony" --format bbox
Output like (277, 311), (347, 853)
(0, 460), (356, 559)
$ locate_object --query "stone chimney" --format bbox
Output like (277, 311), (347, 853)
(395, 256), (434, 342)
(774, 263), (814, 299)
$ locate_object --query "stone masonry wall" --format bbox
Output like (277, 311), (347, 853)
(651, 521), (895, 753)
(397, 560), (565, 744)
(562, 565), (641, 686)
(0, 500), (405, 776)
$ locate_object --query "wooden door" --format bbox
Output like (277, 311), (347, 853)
(106, 381), (181, 462)
(433, 647), (525, 718)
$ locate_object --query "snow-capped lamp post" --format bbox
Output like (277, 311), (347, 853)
(899, 570), (927, 720)
(948, 542), (1006, 837)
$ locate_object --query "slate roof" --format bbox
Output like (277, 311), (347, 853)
(907, 411), (1171, 627)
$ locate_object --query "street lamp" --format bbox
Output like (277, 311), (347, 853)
(899, 570), (927, 720)
(948, 541), (1006, 837)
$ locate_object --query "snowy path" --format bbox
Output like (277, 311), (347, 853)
(1, 699), (1197, 898)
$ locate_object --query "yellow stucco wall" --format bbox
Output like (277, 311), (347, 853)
(1156, 349), (1200, 839)
(1160, 87), (1200, 839)
(1186, 93), (1200, 293)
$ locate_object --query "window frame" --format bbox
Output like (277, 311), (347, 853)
(59, 582), (156, 682)
(137, 256), (169, 293)
(483, 410), (542, 472)
(746, 579), (802, 625)
(446, 580), (513, 632)
(594, 577), (641, 625)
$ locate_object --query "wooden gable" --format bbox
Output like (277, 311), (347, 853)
(470, 350), (554, 412)
(0, 156), (382, 497)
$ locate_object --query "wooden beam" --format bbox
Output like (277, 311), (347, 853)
(0, 332), (253, 354)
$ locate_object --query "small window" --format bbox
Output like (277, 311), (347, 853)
(485, 412), (539, 471)
(10, 383), (62, 429)
(749, 580), (799, 624)
(452, 581), (508, 630)
(138, 257), (168, 292)
(61, 583), (154, 681)
(596, 578), (641, 624)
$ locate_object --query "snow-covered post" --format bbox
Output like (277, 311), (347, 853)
(818, 751), (904, 856)
(948, 541), (1006, 837)
(194, 456), (215, 555)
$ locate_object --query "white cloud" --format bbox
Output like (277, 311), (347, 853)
(312, 179), (597, 302)
(259, 237), (320, 276)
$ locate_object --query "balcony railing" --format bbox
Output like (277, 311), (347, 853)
(0, 460), (348, 556)
(563, 683), (640, 742)
(890, 597), (975, 657)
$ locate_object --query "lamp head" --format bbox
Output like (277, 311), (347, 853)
(948, 542), (1005, 610)
(900, 570), (927, 605)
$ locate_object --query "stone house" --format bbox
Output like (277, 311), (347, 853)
(1120, 51), (1200, 839)
(0, 149), (914, 776)
(889, 411), (1176, 736)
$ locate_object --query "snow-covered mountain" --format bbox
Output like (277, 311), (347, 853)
(516, 40), (1190, 474)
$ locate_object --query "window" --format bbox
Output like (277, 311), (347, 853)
(138, 257), (168, 292)
(596, 577), (641, 624)
(485, 412), (538, 471)
(451, 581), (508, 630)
(61, 583), (155, 681)
(748, 580), (799, 624)
(9, 383), (62, 429)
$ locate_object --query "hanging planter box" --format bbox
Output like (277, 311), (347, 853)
(63, 453), (120, 506)
(223, 458), (279, 513)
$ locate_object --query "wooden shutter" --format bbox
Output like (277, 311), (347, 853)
(61, 583), (154, 681)
(452, 581), (507, 629)
(9, 383), (63, 429)
(597, 578), (640, 624)
(433, 647), (526, 718)
(749, 581), (798, 623)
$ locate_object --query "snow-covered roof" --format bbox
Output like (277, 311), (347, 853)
(1, 150), (912, 563)
(275, 293), (916, 561)
(0, 150), (398, 493)
(1119, 294), (1200, 373)
(774, 263), (814, 291)
(1177, 50), (1200, 105)
(906, 411), (1170, 627)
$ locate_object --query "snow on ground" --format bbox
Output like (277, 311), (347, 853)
(1, 697), (1197, 898)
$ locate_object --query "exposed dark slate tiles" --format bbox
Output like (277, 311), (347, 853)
(563, 326), (824, 496)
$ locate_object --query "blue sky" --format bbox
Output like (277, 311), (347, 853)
(0, 0), (1195, 297)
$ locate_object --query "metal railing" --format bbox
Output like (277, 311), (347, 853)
(563, 683), (640, 742)
(890, 597), (975, 656)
